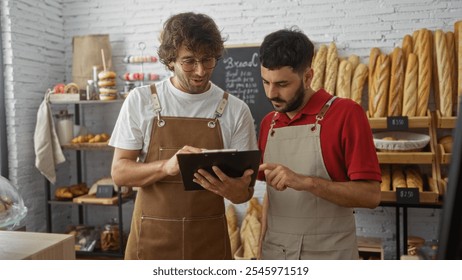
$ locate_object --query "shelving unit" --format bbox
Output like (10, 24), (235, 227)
(44, 99), (131, 258)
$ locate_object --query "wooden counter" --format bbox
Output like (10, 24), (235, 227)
(0, 231), (75, 260)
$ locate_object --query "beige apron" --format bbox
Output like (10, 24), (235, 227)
(261, 96), (359, 260)
(125, 84), (232, 260)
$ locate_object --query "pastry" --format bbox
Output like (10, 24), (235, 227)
(55, 187), (73, 200)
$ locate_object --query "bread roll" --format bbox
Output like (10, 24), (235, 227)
(350, 63), (368, 105)
(372, 54), (390, 117)
(438, 135), (453, 153)
(435, 29), (453, 117)
(388, 47), (405, 116)
(368, 48), (381, 117)
(55, 187), (73, 200)
(405, 167), (423, 192)
(324, 42), (339, 95)
(392, 167), (407, 191)
(311, 44), (327, 91)
(416, 29), (432, 116)
(380, 165), (391, 191)
(402, 34), (413, 66)
(402, 53), (418, 117)
(336, 60), (353, 99)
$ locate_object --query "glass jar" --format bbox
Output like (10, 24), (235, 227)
(100, 219), (120, 251)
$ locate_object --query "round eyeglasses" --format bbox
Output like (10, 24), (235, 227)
(179, 57), (218, 72)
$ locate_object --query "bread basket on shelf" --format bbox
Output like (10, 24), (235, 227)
(373, 131), (430, 152)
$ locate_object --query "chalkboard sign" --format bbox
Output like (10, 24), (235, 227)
(211, 45), (274, 134)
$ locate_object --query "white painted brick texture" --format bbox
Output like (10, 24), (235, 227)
(2, 0), (460, 258)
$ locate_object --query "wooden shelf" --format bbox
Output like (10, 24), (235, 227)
(368, 111), (432, 129)
(377, 151), (434, 164)
(380, 177), (439, 203)
(62, 142), (113, 151)
(435, 110), (457, 128)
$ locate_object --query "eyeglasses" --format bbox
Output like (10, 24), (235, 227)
(179, 57), (218, 72)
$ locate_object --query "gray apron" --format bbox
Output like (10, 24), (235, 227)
(125, 84), (232, 260)
(261, 96), (359, 260)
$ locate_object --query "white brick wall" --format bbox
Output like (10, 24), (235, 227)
(2, 0), (460, 259)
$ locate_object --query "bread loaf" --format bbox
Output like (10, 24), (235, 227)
(416, 29), (432, 116)
(311, 44), (328, 92)
(350, 63), (368, 105)
(455, 21), (462, 114)
(226, 204), (239, 233)
(402, 34), (413, 66)
(380, 165), (391, 191)
(405, 167), (424, 192)
(388, 47), (405, 116)
(402, 53), (418, 117)
(240, 213), (261, 259)
(229, 226), (241, 258)
(55, 187), (73, 200)
(445, 31), (457, 115)
(348, 55), (360, 72)
(372, 54), (390, 117)
(324, 42), (339, 95)
(435, 29), (453, 117)
(392, 167), (407, 191)
(368, 48), (381, 117)
(438, 135), (453, 153)
(336, 60), (353, 99)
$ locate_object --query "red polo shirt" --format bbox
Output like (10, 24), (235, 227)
(258, 89), (381, 182)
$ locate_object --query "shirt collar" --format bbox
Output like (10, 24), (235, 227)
(275, 89), (332, 124)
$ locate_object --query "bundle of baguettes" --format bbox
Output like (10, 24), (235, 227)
(240, 198), (262, 259)
(454, 21), (462, 114)
(390, 165), (424, 192)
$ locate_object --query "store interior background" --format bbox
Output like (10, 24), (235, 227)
(1, 0), (461, 259)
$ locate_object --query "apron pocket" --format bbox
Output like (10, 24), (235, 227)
(138, 216), (183, 259)
(261, 240), (287, 260)
(183, 214), (229, 260)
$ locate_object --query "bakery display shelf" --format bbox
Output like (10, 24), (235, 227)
(437, 144), (452, 164)
(377, 151), (434, 164)
(367, 110), (432, 129)
(435, 110), (457, 128)
(62, 142), (113, 151)
(50, 99), (123, 105)
(380, 176), (439, 203)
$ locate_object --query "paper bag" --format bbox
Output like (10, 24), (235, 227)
(72, 34), (113, 89)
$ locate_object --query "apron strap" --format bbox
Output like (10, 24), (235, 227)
(313, 96), (337, 131)
(208, 92), (229, 128)
(150, 84), (165, 127)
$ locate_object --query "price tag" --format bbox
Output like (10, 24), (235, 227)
(387, 116), (409, 130)
(96, 184), (114, 198)
(396, 188), (419, 204)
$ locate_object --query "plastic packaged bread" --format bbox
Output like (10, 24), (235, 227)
(350, 63), (368, 105)
(402, 53), (418, 117)
(324, 42), (338, 95)
(371, 54), (390, 118)
(311, 44), (327, 92)
(336, 60), (353, 99)
(416, 29), (432, 116)
(388, 47), (405, 116)
(435, 29), (453, 117)
(368, 48), (381, 116)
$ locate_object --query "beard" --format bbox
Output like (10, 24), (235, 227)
(270, 83), (305, 113)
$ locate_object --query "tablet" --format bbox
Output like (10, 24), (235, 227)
(177, 150), (261, 191)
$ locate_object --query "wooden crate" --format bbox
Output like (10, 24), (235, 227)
(380, 177), (439, 203)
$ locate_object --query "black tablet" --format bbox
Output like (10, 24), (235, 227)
(177, 150), (261, 191)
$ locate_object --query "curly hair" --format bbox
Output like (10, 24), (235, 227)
(259, 27), (314, 74)
(158, 12), (226, 70)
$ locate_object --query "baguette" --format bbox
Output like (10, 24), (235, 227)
(311, 44), (328, 91)
(402, 53), (418, 117)
(435, 29), (453, 117)
(380, 165), (391, 191)
(368, 48), (381, 117)
(372, 54), (390, 118)
(350, 63), (368, 105)
(226, 204), (239, 233)
(348, 55), (360, 72)
(388, 47), (405, 116)
(416, 29), (432, 116)
(405, 167), (424, 192)
(456, 21), (462, 114)
(324, 42), (339, 95)
(336, 60), (353, 99)
(392, 167), (407, 191)
(445, 31), (457, 115)
(402, 34), (413, 66)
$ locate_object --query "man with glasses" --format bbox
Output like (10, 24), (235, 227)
(257, 28), (381, 259)
(109, 12), (257, 260)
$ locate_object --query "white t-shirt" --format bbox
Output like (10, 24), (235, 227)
(109, 78), (258, 162)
